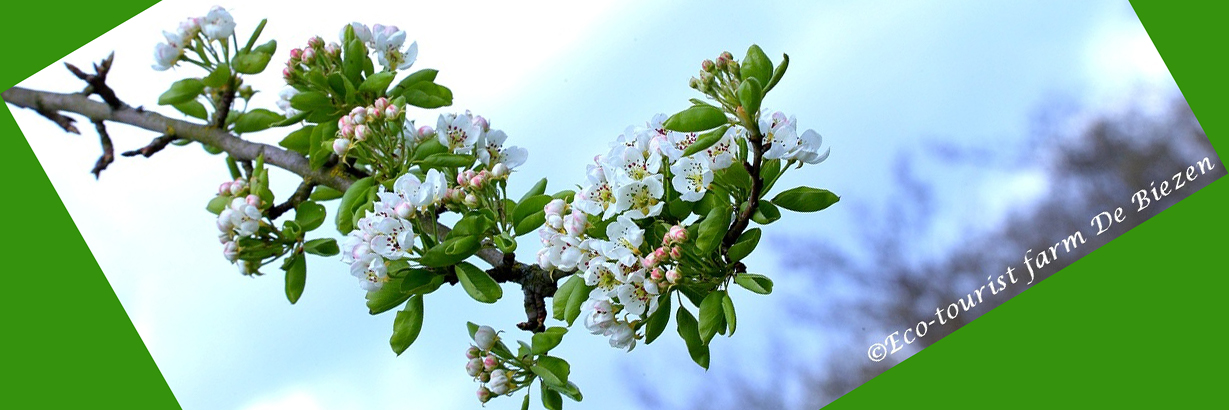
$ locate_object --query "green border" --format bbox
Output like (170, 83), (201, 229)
(0, 1), (179, 408)
(1, 1), (1223, 408)
(827, 1), (1226, 408)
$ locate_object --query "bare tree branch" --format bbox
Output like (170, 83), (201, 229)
(90, 120), (114, 178)
(121, 134), (179, 158)
(268, 181), (316, 220)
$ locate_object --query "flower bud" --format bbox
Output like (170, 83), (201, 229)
(218, 181), (233, 195)
(473, 115), (489, 132)
(466, 346), (481, 359)
(325, 42), (340, 57)
(395, 202), (414, 219)
(488, 369), (509, 395)
(476, 386), (492, 404)
(366, 106), (380, 121)
(455, 173), (469, 187)
(384, 104), (400, 119)
(246, 194), (261, 207)
(702, 59), (715, 73)
(729, 60), (741, 78)
(338, 115), (351, 129)
(466, 357), (483, 377)
(463, 194), (479, 208)
(223, 241), (239, 262)
(302, 48), (316, 63)
(491, 163), (508, 178)
(469, 176), (483, 188)
(350, 106), (367, 124)
(417, 125), (436, 138)
(650, 268), (663, 281)
(546, 214), (563, 230)
(643, 254), (658, 268)
(473, 325), (498, 351)
(483, 354), (498, 372)
(667, 225), (688, 243)
(332, 138), (351, 156)
(289, 48), (302, 60)
(689, 77), (700, 90)
(666, 269), (681, 284)
(307, 36), (323, 49)
(283, 67), (292, 79)
(544, 198), (566, 216)
(670, 246), (682, 260)
(229, 180), (247, 196)
(354, 124), (369, 141)
(536, 248), (554, 270)
(373, 97), (390, 112)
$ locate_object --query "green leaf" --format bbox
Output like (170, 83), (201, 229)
(419, 236), (482, 267)
(521, 391), (532, 410)
(157, 78), (204, 106)
(740, 44), (773, 88)
(303, 238), (339, 256)
(643, 292), (671, 344)
(722, 292), (737, 336)
(726, 228), (760, 262)
(399, 268), (444, 294)
(676, 307), (710, 370)
(542, 380), (564, 410)
(410, 138), (448, 162)
(682, 124), (731, 157)
(366, 281), (412, 315)
(455, 262), (502, 304)
(698, 291), (726, 345)
(358, 71), (397, 95)
(752, 200), (782, 225)
(420, 153), (475, 169)
(202, 63), (231, 88)
(513, 194), (552, 236)
(532, 355), (571, 386)
(763, 53), (789, 95)
(284, 255), (306, 304)
(289, 91), (333, 112)
(310, 186), (344, 201)
(232, 109), (284, 134)
(450, 212), (495, 238)
(716, 157), (752, 192)
(403, 81), (453, 109)
(279, 125), (314, 155)
(231, 51), (272, 75)
(733, 273), (773, 295)
(336, 177), (374, 233)
(772, 187), (840, 212)
(390, 295), (424, 355)
(565, 282), (594, 326)
(664, 104), (728, 133)
(389, 68), (439, 97)
(531, 327), (568, 355)
(696, 205), (732, 254)
(667, 198), (694, 220)
(206, 195), (229, 215)
(552, 275), (580, 321)
(519, 178), (548, 204)
(736, 77), (763, 114)
(253, 39), (277, 56)
(172, 99), (208, 120)
(343, 39), (367, 85)
(294, 201), (326, 231)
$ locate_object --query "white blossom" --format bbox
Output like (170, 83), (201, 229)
(201, 6), (236, 41)
(349, 253), (388, 291)
(613, 176), (665, 219)
(670, 156), (712, 202)
(476, 129), (528, 170)
(152, 31), (184, 71)
(437, 113), (483, 154)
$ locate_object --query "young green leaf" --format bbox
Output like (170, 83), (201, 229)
(771, 186), (840, 212)
(294, 201), (326, 231)
(358, 71), (397, 95)
(157, 78), (204, 105)
(676, 306), (710, 370)
(172, 99), (208, 120)
(366, 279), (412, 315)
(726, 228), (761, 262)
(455, 262), (503, 304)
(289, 91), (333, 112)
(532, 355), (571, 386)
(202, 63), (231, 88)
(336, 177), (374, 233)
(531, 327), (568, 355)
(519, 178), (548, 204)
(565, 282), (594, 326)
(420, 153), (475, 169)
(722, 292), (737, 336)
(403, 81), (453, 108)
(419, 235), (482, 267)
(279, 125), (314, 155)
(763, 53), (790, 95)
(390, 295), (424, 355)
(643, 292), (672, 344)
(389, 68), (439, 97)
(696, 205), (732, 254)
(736, 77), (763, 114)
(740, 44), (773, 87)
(664, 104), (728, 133)
(206, 196), (229, 215)
(284, 255), (306, 304)
(698, 290), (726, 345)
(231, 51), (272, 74)
(542, 380), (564, 410)
(303, 238), (339, 256)
(681, 124), (731, 157)
(734, 273), (773, 295)
(232, 109), (284, 134)
(513, 194), (552, 236)
(552, 275), (581, 321)
(751, 200), (782, 225)
(309, 186), (344, 201)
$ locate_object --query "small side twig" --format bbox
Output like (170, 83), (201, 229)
(34, 106), (79, 134)
(65, 52), (125, 109)
(90, 120), (114, 178)
(121, 135), (178, 158)
(268, 181), (317, 220)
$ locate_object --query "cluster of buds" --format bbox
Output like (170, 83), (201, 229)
(282, 35), (343, 84)
(152, 6), (234, 71)
(465, 326), (519, 405)
(214, 177), (265, 275)
(689, 50), (740, 96)
(333, 97), (404, 157)
(641, 224), (687, 288)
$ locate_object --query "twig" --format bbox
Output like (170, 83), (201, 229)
(90, 120), (114, 178)
(65, 52), (125, 109)
(121, 135), (178, 158)
(268, 181), (316, 220)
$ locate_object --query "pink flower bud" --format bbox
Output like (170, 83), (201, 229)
(653, 247), (668, 260)
(643, 254), (658, 268)
(456, 173), (469, 187)
(308, 36), (323, 49)
(223, 241), (239, 262)
(473, 115), (489, 132)
(395, 202), (413, 219)
(218, 181), (233, 195)
(229, 181), (246, 196)
(340, 124), (355, 139)
(483, 354), (498, 372)
(491, 163), (508, 178)
(667, 225), (688, 243)
(354, 124), (369, 141)
(282, 67), (292, 79)
(461, 170), (476, 181)
(384, 105), (400, 119)
(373, 97), (389, 112)
(476, 386), (492, 404)
(325, 43), (340, 56)
(650, 268), (663, 281)
(469, 176), (483, 188)
(544, 199), (566, 216)
(245, 194), (261, 207)
(349, 107), (366, 124)
(666, 269), (681, 284)
(464, 194), (479, 208)
(417, 125), (436, 138)
(465, 357), (483, 377)
(289, 48), (302, 60)
(670, 246), (682, 260)
(301, 48), (315, 63)
(332, 138), (351, 156)
(465, 346), (481, 360)
(366, 106), (380, 121)
(473, 326), (498, 351)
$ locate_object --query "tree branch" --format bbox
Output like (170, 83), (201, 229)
(121, 134), (179, 158)
(268, 181), (316, 220)
(90, 120), (114, 178)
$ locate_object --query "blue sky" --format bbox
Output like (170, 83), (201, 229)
(12, 1), (1176, 409)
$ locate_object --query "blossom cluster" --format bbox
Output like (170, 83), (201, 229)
(331, 97), (405, 158)
(153, 6), (236, 71)
(214, 177), (262, 275)
(280, 35), (342, 85)
(343, 22), (420, 72)
(465, 326), (518, 404)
